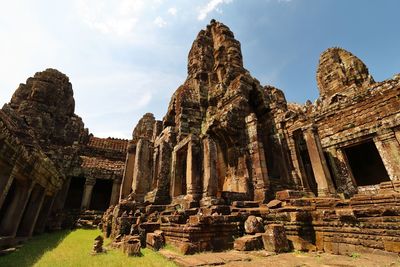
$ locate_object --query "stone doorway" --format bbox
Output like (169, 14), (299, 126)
(344, 141), (390, 186)
(65, 177), (85, 210)
(89, 179), (113, 211)
(294, 131), (318, 196)
(173, 147), (188, 197)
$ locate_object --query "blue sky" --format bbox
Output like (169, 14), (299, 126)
(1, 0), (399, 138)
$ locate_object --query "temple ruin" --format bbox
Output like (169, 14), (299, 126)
(1, 20), (399, 256)
(0, 69), (127, 248)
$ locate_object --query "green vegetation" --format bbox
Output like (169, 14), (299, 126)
(0, 229), (176, 267)
(350, 252), (361, 259)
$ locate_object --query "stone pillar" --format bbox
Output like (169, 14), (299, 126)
(246, 114), (269, 201)
(303, 125), (335, 196)
(186, 138), (201, 201)
(150, 141), (173, 204)
(374, 129), (400, 181)
(0, 166), (14, 209)
(287, 134), (305, 189)
(120, 143), (136, 201)
(275, 132), (293, 184)
(34, 194), (56, 235)
(326, 147), (357, 197)
(202, 137), (218, 199)
(51, 176), (71, 212)
(110, 178), (122, 206)
(17, 184), (46, 237)
(132, 139), (152, 202)
(81, 178), (96, 210)
(0, 181), (33, 237)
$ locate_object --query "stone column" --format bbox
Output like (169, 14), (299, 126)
(374, 129), (400, 181)
(132, 139), (152, 202)
(0, 181), (34, 237)
(110, 178), (122, 206)
(276, 132), (293, 184)
(0, 166), (14, 209)
(326, 147), (357, 197)
(303, 125), (335, 196)
(120, 143), (136, 201)
(51, 176), (71, 212)
(246, 113), (269, 202)
(287, 134), (305, 189)
(186, 138), (201, 201)
(17, 184), (46, 237)
(151, 141), (173, 204)
(81, 178), (96, 210)
(34, 194), (56, 235)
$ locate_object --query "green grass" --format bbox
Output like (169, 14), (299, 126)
(350, 252), (361, 259)
(0, 229), (176, 267)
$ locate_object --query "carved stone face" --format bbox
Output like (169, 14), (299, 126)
(316, 48), (374, 98)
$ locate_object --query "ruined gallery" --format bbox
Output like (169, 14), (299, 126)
(1, 20), (399, 258)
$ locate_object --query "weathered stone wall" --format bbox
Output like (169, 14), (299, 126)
(283, 48), (400, 197)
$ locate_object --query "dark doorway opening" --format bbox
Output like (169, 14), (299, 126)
(0, 179), (16, 222)
(344, 141), (390, 186)
(173, 148), (187, 197)
(294, 131), (318, 196)
(65, 177), (85, 209)
(90, 179), (113, 211)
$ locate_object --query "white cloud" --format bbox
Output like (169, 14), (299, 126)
(168, 7), (177, 16)
(197, 0), (233, 21)
(153, 16), (167, 27)
(76, 0), (145, 37)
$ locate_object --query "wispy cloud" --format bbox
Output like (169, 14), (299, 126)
(168, 7), (177, 16)
(153, 16), (167, 27)
(197, 0), (233, 21)
(76, 0), (145, 37)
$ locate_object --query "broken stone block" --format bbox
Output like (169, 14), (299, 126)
(146, 230), (165, 251)
(275, 190), (307, 201)
(244, 215), (264, 234)
(122, 236), (141, 256)
(234, 234), (263, 251)
(266, 199), (283, 209)
(262, 224), (290, 253)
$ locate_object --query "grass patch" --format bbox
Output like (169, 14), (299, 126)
(350, 252), (361, 259)
(0, 229), (176, 267)
(0, 230), (69, 267)
(163, 244), (183, 255)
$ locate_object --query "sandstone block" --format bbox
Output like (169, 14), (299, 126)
(266, 199), (282, 209)
(122, 236), (141, 256)
(262, 224), (290, 253)
(234, 234), (263, 251)
(275, 190), (306, 201)
(383, 240), (400, 253)
(244, 215), (264, 234)
(146, 230), (165, 251)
